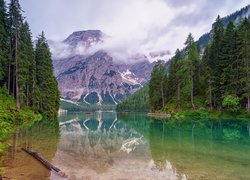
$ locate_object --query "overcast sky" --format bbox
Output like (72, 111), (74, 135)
(18, 0), (250, 61)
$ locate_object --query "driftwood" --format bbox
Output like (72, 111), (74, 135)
(22, 147), (67, 178)
(147, 113), (171, 118)
(0, 176), (11, 180)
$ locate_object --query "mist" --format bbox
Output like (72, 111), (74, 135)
(23, 0), (249, 63)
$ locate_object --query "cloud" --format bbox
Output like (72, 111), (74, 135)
(19, 0), (250, 62)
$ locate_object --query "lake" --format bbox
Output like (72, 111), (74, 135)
(2, 112), (250, 180)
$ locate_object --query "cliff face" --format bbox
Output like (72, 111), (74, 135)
(52, 30), (154, 105)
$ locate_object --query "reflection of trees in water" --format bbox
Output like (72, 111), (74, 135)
(3, 120), (60, 179)
(147, 118), (250, 179)
(8, 120), (60, 158)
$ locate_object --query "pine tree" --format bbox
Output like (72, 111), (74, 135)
(8, 0), (24, 109)
(168, 49), (182, 99)
(176, 59), (193, 109)
(201, 44), (214, 109)
(149, 60), (168, 112)
(0, 0), (8, 85)
(19, 21), (35, 106)
(35, 32), (60, 119)
(184, 33), (199, 109)
(220, 21), (237, 96)
(236, 18), (250, 110)
(208, 15), (224, 108)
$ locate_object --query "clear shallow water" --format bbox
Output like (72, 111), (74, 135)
(2, 112), (250, 180)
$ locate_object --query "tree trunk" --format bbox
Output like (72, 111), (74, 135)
(12, 65), (15, 96)
(26, 84), (29, 106)
(161, 82), (165, 108)
(190, 89), (195, 109)
(248, 96), (250, 111)
(8, 64), (11, 95)
(208, 79), (212, 110)
(32, 72), (35, 111)
(22, 148), (67, 178)
(247, 54), (249, 111)
(15, 31), (20, 110)
(177, 82), (181, 110)
(190, 79), (195, 109)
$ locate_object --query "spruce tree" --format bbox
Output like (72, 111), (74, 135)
(184, 33), (199, 109)
(201, 44), (214, 109)
(220, 21), (237, 96)
(208, 15), (224, 107)
(19, 21), (35, 106)
(149, 60), (168, 112)
(0, 0), (8, 85)
(35, 32), (60, 119)
(167, 49), (181, 100)
(8, 0), (24, 109)
(236, 18), (250, 110)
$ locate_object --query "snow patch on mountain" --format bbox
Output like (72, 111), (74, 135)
(120, 69), (142, 86)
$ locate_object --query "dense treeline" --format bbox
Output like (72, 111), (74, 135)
(0, 0), (59, 119)
(61, 101), (116, 111)
(116, 85), (150, 112)
(149, 16), (249, 114)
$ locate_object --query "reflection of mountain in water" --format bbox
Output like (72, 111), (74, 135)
(51, 112), (180, 180)
(59, 112), (144, 156)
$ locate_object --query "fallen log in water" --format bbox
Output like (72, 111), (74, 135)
(22, 147), (67, 178)
(0, 176), (10, 180)
(147, 113), (171, 118)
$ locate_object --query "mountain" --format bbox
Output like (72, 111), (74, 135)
(198, 5), (250, 49)
(52, 30), (154, 105)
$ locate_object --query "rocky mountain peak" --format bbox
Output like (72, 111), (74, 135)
(53, 30), (155, 105)
(63, 30), (104, 48)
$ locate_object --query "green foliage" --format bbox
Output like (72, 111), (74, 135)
(149, 60), (168, 112)
(0, 0), (8, 83)
(0, 88), (41, 157)
(0, 0), (59, 173)
(125, 16), (250, 117)
(35, 32), (60, 119)
(222, 95), (240, 113)
(0, 0), (59, 120)
(175, 110), (210, 118)
(117, 85), (150, 112)
(236, 18), (250, 110)
(223, 129), (241, 140)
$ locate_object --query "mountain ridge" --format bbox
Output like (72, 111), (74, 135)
(52, 30), (155, 105)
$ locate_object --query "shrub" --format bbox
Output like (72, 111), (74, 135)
(222, 95), (240, 113)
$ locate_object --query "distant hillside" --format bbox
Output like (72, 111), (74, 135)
(116, 85), (149, 112)
(198, 5), (250, 49)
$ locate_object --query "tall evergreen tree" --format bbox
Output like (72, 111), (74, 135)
(184, 33), (200, 109)
(0, 0), (8, 85)
(8, 0), (24, 109)
(167, 49), (182, 102)
(201, 44), (214, 109)
(208, 15), (225, 107)
(220, 21), (237, 96)
(19, 21), (35, 106)
(35, 32), (60, 119)
(236, 18), (250, 110)
(149, 60), (168, 112)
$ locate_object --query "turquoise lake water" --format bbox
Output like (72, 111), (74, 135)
(3, 112), (250, 180)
